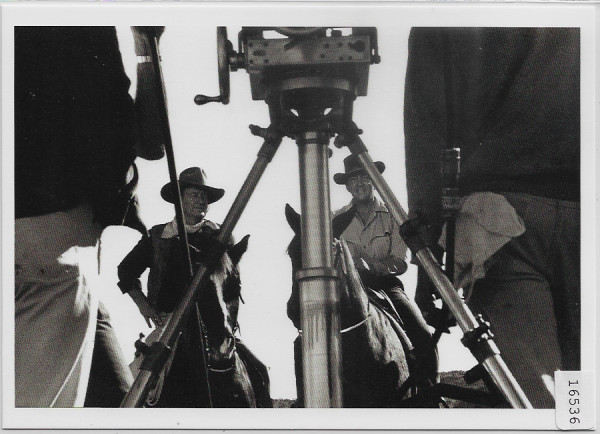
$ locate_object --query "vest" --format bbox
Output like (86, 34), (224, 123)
(147, 224), (171, 306)
(146, 220), (221, 309)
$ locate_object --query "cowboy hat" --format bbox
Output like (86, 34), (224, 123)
(333, 154), (385, 185)
(160, 167), (225, 204)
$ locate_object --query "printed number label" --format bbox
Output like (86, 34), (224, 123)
(555, 371), (595, 430)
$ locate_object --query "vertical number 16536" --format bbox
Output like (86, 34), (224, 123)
(569, 380), (580, 424)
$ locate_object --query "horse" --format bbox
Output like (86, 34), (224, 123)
(131, 234), (272, 408)
(285, 204), (418, 408)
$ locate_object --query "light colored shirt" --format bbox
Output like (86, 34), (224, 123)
(335, 197), (408, 275)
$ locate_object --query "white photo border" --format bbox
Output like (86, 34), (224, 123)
(2, 1), (597, 430)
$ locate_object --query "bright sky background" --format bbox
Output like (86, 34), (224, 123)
(96, 25), (475, 399)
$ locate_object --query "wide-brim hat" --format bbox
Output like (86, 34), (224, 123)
(333, 154), (385, 185)
(160, 167), (225, 204)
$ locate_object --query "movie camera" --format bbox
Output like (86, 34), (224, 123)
(195, 27), (379, 137)
(122, 26), (532, 409)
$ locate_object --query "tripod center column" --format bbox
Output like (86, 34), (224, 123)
(297, 131), (343, 408)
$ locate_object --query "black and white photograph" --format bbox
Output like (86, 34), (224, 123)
(2, 1), (597, 430)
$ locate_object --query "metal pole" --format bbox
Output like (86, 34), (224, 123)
(412, 249), (531, 409)
(129, 26), (213, 407)
(296, 132), (343, 408)
(339, 135), (531, 409)
(121, 131), (282, 407)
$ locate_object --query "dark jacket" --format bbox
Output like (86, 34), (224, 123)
(404, 28), (580, 239)
(117, 221), (222, 312)
(15, 26), (144, 232)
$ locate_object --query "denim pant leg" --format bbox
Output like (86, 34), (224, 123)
(84, 301), (134, 407)
(383, 286), (439, 382)
(467, 192), (579, 409)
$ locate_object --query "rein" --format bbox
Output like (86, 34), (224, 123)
(298, 300), (371, 336)
(207, 335), (237, 373)
(340, 313), (370, 334)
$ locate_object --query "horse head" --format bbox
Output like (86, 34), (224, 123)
(197, 234), (249, 370)
(284, 204), (369, 332)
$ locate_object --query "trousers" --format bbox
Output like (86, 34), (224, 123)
(15, 205), (100, 407)
(360, 272), (439, 383)
(15, 204), (133, 407)
(84, 301), (134, 407)
(382, 285), (440, 385)
(467, 192), (580, 408)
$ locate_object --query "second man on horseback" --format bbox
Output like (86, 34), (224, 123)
(333, 155), (439, 392)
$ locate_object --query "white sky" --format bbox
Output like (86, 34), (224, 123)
(99, 25), (475, 399)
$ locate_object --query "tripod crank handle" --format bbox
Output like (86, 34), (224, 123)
(194, 94), (223, 105)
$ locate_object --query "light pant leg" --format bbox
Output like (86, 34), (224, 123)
(15, 205), (101, 407)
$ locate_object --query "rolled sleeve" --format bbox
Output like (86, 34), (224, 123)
(388, 217), (407, 261)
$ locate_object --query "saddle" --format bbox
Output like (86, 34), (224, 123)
(365, 287), (414, 356)
(364, 282), (438, 399)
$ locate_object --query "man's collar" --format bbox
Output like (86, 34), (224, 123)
(373, 197), (389, 213)
(161, 218), (217, 239)
(349, 196), (388, 213)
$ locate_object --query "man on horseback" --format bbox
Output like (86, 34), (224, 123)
(118, 167), (224, 327)
(333, 155), (439, 391)
(117, 167), (226, 406)
(117, 167), (270, 407)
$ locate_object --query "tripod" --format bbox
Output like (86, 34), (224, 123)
(121, 27), (532, 409)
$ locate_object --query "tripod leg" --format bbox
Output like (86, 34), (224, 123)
(121, 132), (282, 408)
(338, 134), (532, 409)
(296, 132), (343, 408)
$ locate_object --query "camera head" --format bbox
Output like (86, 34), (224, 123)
(196, 27), (380, 137)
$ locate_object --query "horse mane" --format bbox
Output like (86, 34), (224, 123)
(209, 251), (235, 292)
(334, 239), (364, 292)
(199, 234), (249, 303)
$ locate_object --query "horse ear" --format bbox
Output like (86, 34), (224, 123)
(285, 203), (301, 235)
(332, 206), (356, 239)
(229, 234), (250, 265)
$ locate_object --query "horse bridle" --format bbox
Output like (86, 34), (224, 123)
(297, 300), (371, 336)
(206, 334), (237, 373)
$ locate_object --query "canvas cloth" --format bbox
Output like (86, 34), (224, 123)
(438, 192), (525, 300)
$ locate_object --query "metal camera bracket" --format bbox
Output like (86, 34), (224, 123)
(196, 27), (379, 137)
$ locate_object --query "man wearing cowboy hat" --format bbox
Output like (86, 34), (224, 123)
(333, 155), (407, 278)
(333, 155), (439, 392)
(118, 166), (225, 327)
(117, 167), (226, 406)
